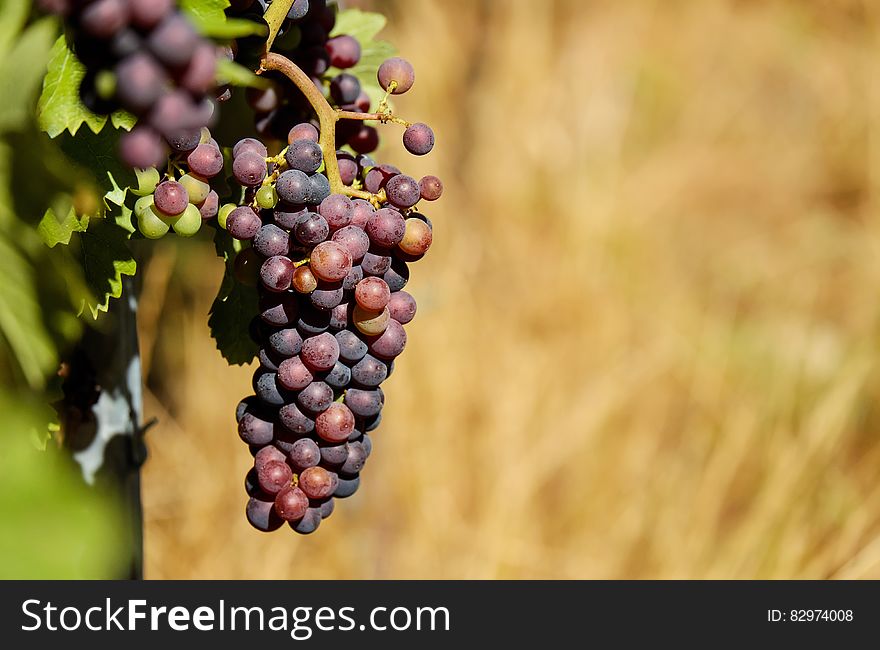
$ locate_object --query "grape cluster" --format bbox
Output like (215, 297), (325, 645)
(225, 61), (440, 534)
(38, 0), (219, 170)
(130, 128), (224, 239)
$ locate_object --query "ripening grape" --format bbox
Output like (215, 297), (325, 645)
(276, 170), (312, 204)
(325, 35), (361, 69)
(120, 126), (166, 169)
(154, 181), (188, 217)
(297, 381), (334, 414)
(178, 173), (211, 205)
(344, 388), (383, 418)
(310, 241), (352, 282)
(253, 224), (290, 258)
(298, 466), (336, 499)
(279, 402), (315, 436)
(80, 0), (130, 40)
(292, 265), (318, 294)
(135, 196), (170, 239)
(366, 209), (406, 248)
(350, 199), (375, 229)
(289, 438), (321, 471)
(331, 226), (370, 262)
(385, 175), (421, 209)
(364, 164), (399, 194)
(403, 123), (435, 156)
(269, 328), (303, 358)
(257, 460), (293, 496)
(377, 57), (415, 94)
(274, 486), (309, 522)
(293, 212), (329, 246)
(399, 218), (433, 256)
(388, 290), (417, 325)
(361, 250), (392, 277)
(353, 305), (390, 336)
(351, 354), (388, 388)
(330, 73), (361, 105)
(233, 151), (268, 186)
(277, 356), (314, 391)
(130, 0), (173, 29)
(336, 330), (368, 364)
(256, 185), (278, 209)
(310, 282), (344, 310)
(171, 203), (202, 236)
(187, 143), (224, 178)
(179, 43), (218, 95)
(338, 158), (358, 186)
(419, 175), (443, 201)
(115, 53), (167, 114)
(301, 332), (340, 372)
(233, 137), (269, 158)
(198, 190), (219, 220)
(260, 256), (295, 292)
(369, 319), (407, 359)
(255, 445), (287, 473)
(354, 276), (391, 311)
(315, 403), (356, 443)
(166, 127), (202, 153)
(288, 122), (319, 144)
(227, 206), (262, 240)
(148, 14), (199, 68)
(246, 496), (283, 532)
(286, 139), (323, 173)
(218, 203), (236, 230)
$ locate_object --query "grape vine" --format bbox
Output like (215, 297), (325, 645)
(35, 0), (443, 536)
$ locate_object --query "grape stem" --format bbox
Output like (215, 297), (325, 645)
(263, 0), (296, 54)
(336, 110), (411, 128)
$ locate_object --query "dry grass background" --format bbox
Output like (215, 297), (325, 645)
(140, 0), (880, 578)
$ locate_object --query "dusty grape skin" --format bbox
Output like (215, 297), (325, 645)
(349, 199), (375, 229)
(310, 282), (345, 311)
(238, 411), (274, 446)
(279, 402), (316, 436)
(351, 354), (388, 388)
(310, 173), (331, 204)
(300, 332), (340, 372)
(336, 330), (368, 364)
(299, 466), (336, 499)
(319, 442), (348, 467)
(286, 139), (323, 174)
(289, 507), (322, 534)
(115, 53), (166, 114)
(236, 396), (259, 423)
(258, 347), (282, 372)
(330, 73), (361, 104)
(383, 257), (410, 292)
(332, 226), (370, 262)
(288, 122), (319, 144)
(293, 212), (329, 247)
(329, 302), (351, 331)
(361, 250), (392, 277)
(419, 175), (443, 201)
(233, 137), (268, 158)
(385, 175), (421, 209)
(399, 218), (433, 256)
(339, 158), (358, 185)
(310, 241), (353, 282)
(369, 319), (407, 359)
(377, 57), (415, 94)
(276, 170), (312, 205)
(289, 438), (321, 470)
(246, 496), (284, 532)
(354, 276), (391, 311)
(341, 442), (368, 475)
(334, 475), (360, 498)
(319, 195), (353, 230)
(402, 123), (435, 156)
(233, 151), (268, 186)
(274, 203), (309, 229)
(277, 356), (314, 391)
(364, 164), (400, 194)
(227, 206), (262, 241)
(274, 486), (309, 521)
(253, 370), (289, 407)
(296, 304), (332, 335)
(260, 292), (298, 327)
(296, 381), (334, 414)
(315, 402), (356, 443)
(254, 445), (287, 472)
(179, 43), (217, 95)
(257, 460), (293, 495)
(325, 361), (352, 389)
(154, 181), (188, 216)
(388, 290), (417, 325)
(269, 328), (303, 358)
(253, 224), (291, 258)
(260, 256), (295, 292)
(187, 143), (224, 178)
(366, 208), (406, 248)
(120, 127), (166, 169)
(325, 35), (361, 69)
(319, 498), (336, 519)
(198, 190), (219, 220)
(344, 388), (383, 418)
(342, 265), (364, 292)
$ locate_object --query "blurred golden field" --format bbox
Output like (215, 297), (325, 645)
(141, 0), (880, 579)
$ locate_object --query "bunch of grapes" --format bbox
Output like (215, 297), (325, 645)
(38, 0), (219, 169)
(130, 127), (225, 238)
(226, 56), (441, 534)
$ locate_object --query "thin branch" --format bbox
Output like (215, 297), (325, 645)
(336, 109), (411, 128)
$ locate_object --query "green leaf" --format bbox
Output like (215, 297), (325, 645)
(0, 0), (31, 58)
(0, 18), (58, 134)
(217, 58), (268, 89)
(58, 126), (136, 198)
(0, 236), (58, 387)
(37, 36), (130, 138)
(78, 219), (136, 319)
(181, 0), (263, 39)
(180, 0), (230, 25)
(209, 228), (258, 365)
(330, 8), (387, 43)
(38, 205), (89, 248)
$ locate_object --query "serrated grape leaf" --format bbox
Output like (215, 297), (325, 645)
(0, 236), (58, 387)
(38, 206), (89, 248)
(78, 220), (136, 319)
(0, 18), (57, 134)
(181, 0), (261, 38)
(209, 267), (259, 366)
(37, 36), (130, 138)
(58, 126), (135, 198)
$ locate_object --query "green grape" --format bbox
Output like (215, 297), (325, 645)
(179, 173), (211, 205)
(132, 168), (160, 197)
(256, 185), (278, 209)
(218, 203), (236, 230)
(135, 196), (170, 239)
(199, 127), (213, 144)
(171, 203), (202, 237)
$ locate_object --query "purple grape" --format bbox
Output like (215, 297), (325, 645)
(260, 292), (299, 327)
(253, 371), (288, 406)
(385, 175), (421, 209)
(344, 388), (383, 418)
(342, 264), (364, 292)
(187, 143), (224, 178)
(331, 226), (370, 262)
(260, 255), (295, 292)
(310, 282), (344, 311)
(419, 175), (443, 201)
(289, 438), (321, 470)
(233, 151), (267, 186)
(339, 158), (358, 186)
(238, 411), (274, 446)
(300, 332), (340, 372)
(289, 507), (321, 534)
(199, 190), (219, 219)
(130, 0), (173, 29)
(275, 486), (309, 521)
(278, 356), (314, 391)
(269, 328), (303, 358)
(276, 170), (312, 204)
(227, 206), (262, 240)
(319, 194), (352, 230)
(364, 164), (399, 194)
(255, 445), (287, 472)
(246, 496), (283, 532)
(233, 137), (268, 158)
(80, 0), (130, 40)
(119, 127), (166, 169)
(310, 173), (331, 203)
(336, 330), (367, 364)
(257, 460), (293, 495)
(179, 42), (218, 95)
(274, 203), (308, 229)
(378, 57), (415, 94)
(154, 181), (188, 217)
(294, 212), (329, 246)
(148, 14), (198, 69)
(341, 442), (368, 475)
(325, 361), (351, 389)
(403, 123), (435, 156)
(253, 224), (291, 257)
(350, 199), (375, 229)
(361, 250), (392, 277)
(288, 122), (319, 144)
(278, 403), (315, 437)
(388, 290), (417, 325)
(366, 208), (406, 248)
(115, 53), (166, 114)
(325, 35), (361, 69)
(334, 475), (360, 498)
(369, 319), (407, 359)
(351, 354), (388, 388)
(383, 257), (409, 291)
(330, 73), (360, 105)
(286, 139), (323, 173)
(297, 381), (334, 414)
(349, 125), (379, 154)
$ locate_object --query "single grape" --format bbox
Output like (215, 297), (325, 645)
(385, 175), (421, 209)
(344, 388), (383, 418)
(353, 305), (390, 336)
(361, 250), (392, 277)
(227, 206), (262, 240)
(279, 402), (315, 435)
(325, 35), (361, 69)
(253, 371), (288, 407)
(299, 466), (336, 499)
(330, 302), (350, 331)
(419, 175), (443, 201)
(383, 257), (409, 292)
(274, 203), (308, 229)
(320, 442), (349, 467)
(233, 137), (268, 158)
(254, 224), (290, 257)
(275, 486), (309, 521)
(148, 14), (198, 69)
(286, 139), (323, 174)
(300, 332), (340, 372)
(154, 181), (188, 217)
(292, 265), (319, 294)
(310, 282), (344, 310)
(349, 125), (379, 154)
(403, 123), (435, 156)
(289, 507), (322, 534)
(132, 167), (160, 197)
(187, 143), (224, 178)
(366, 208), (406, 248)
(351, 354), (388, 388)
(378, 57), (415, 94)
(218, 203), (236, 230)
(246, 496), (284, 532)
(170, 203), (202, 236)
(288, 122), (319, 144)
(276, 170), (312, 204)
(310, 173), (331, 203)
(399, 218), (433, 256)
(331, 226), (370, 262)
(234, 248), (262, 286)
(325, 361), (352, 389)
(336, 330), (368, 364)
(238, 411), (274, 446)
(256, 185), (279, 209)
(363, 164), (399, 194)
(115, 53), (166, 115)
(334, 475), (360, 498)
(135, 196), (170, 239)
(179, 173), (211, 205)
(257, 460), (293, 495)
(260, 256), (295, 292)
(388, 290), (417, 325)
(354, 276), (391, 311)
(80, 0), (130, 40)
(350, 199), (375, 229)
(293, 212), (329, 246)
(289, 438), (321, 471)
(255, 445), (287, 472)
(297, 381), (334, 414)
(198, 190), (219, 220)
(179, 42), (218, 95)
(277, 355), (314, 391)
(310, 241), (352, 282)
(120, 127), (166, 169)
(339, 158), (358, 186)
(341, 442), (368, 475)
(318, 194), (352, 230)
(233, 151), (268, 186)
(269, 328), (303, 358)
(167, 128), (202, 154)
(329, 73), (361, 105)
(130, 0), (173, 29)
(315, 403), (355, 443)
(369, 319), (407, 359)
